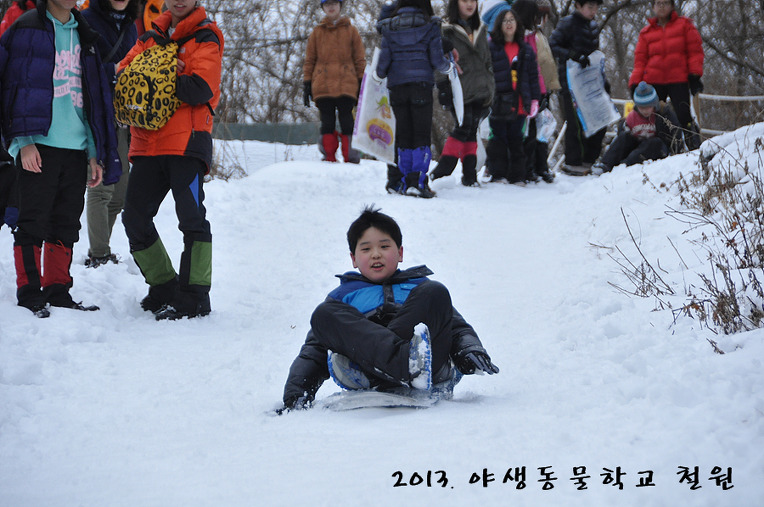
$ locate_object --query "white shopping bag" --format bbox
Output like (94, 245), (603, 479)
(536, 108), (557, 143)
(352, 48), (396, 165)
(566, 50), (620, 137)
(447, 54), (464, 126)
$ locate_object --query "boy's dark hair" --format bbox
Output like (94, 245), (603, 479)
(347, 205), (403, 252)
(575, 0), (604, 6)
(446, 0), (480, 29)
(395, 0), (434, 19)
(490, 9), (525, 45)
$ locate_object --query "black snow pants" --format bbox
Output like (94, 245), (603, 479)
(310, 280), (455, 386)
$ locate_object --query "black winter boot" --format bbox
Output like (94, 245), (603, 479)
(461, 155), (479, 186)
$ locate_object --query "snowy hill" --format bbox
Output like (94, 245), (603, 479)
(1, 125), (763, 507)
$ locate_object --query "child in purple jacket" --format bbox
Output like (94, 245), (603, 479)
(375, 0), (452, 198)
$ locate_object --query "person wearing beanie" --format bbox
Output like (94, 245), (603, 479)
(303, 0), (366, 163)
(549, 0), (607, 176)
(480, 0), (513, 33)
(628, 0), (704, 151)
(81, 0), (139, 268)
(429, 0), (494, 187)
(591, 81), (681, 175)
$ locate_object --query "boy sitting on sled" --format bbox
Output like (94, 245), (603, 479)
(279, 206), (499, 412)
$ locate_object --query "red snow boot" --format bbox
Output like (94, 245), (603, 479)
(319, 132), (340, 162)
(339, 134), (361, 164)
(14, 243), (47, 314)
(41, 242), (98, 310)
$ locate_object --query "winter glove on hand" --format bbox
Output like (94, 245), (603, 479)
(688, 74), (704, 95)
(455, 350), (500, 375)
(629, 83), (637, 98)
(371, 70), (384, 84)
(528, 99), (539, 118)
(604, 80), (611, 95)
(570, 50), (589, 68)
(437, 81), (454, 110)
(441, 38), (454, 55)
(276, 395), (311, 415)
(538, 93), (550, 112)
(303, 81), (312, 107)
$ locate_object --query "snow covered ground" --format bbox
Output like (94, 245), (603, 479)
(1, 126), (763, 507)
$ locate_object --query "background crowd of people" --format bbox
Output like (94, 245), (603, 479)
(303, 0), (704, 187)
(0, 0), (705, 318)
(0, 0), (222, 319)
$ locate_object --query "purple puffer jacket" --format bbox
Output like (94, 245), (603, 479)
(376, 7), (450, 88)
(0, 2), (121, 184)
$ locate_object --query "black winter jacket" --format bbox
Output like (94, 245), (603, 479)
(437, 20), (494, 107)
(489, 39), (540, 119)
(81, 0), (138, 90)
(548, 11), (600, 86)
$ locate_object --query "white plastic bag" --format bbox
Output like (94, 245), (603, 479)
(352, 48), (396, 165)
(447, 55), (464, 126)
(536, 108), (557, 143)
(566, 50), (620, 137)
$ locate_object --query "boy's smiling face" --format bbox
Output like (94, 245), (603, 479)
(351, 227), (403, 282)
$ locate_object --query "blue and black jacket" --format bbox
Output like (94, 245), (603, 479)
(283, 265), (488, 406)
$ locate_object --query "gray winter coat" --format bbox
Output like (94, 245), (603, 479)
(437, 20), (494, 107)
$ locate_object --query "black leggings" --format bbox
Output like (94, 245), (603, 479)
(652, 83), (692, 130)
(315, 96), (356, 135)
(449, 101), (487, 143)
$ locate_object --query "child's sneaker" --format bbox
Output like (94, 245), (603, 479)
(409, 323), (432, 390)
(327, 352), (371, 390)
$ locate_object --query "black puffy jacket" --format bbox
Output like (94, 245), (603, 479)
(548, 11), (600, 86)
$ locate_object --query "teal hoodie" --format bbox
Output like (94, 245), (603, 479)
(10, 10), (96, 160)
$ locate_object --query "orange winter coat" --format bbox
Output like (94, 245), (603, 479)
(303, 16), (366, 100)
(118, 7), (223, 171)
(629, 11), (703, 88)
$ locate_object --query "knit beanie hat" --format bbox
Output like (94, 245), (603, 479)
(634, 81), (659, 108)
(482, 0), (513, 32)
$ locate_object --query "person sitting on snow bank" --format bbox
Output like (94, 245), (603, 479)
(278, 206), (499, 413)
(591, 81), (681, 175)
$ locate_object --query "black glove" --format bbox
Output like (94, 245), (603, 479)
(441, 38), (454, 55)
(629, 83), (637, 98)
(303, 81), (312, 107)
(276, 395), (311, 415)
(455, 350), (500, 375)
(569, 50), (589, 68)
(538, 93), (550, 112)
(688, 74), (703, 95)
(604, 80), (611, 95)
(437, 81), (454, 110)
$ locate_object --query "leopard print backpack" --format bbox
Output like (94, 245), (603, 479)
(113, 32), (204, 130)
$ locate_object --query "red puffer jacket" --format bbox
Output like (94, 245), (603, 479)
(628, 11), (703, 88)
(0, 0), (35, 36)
